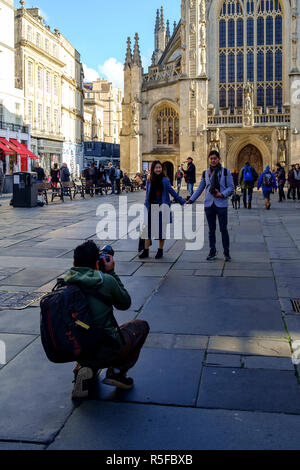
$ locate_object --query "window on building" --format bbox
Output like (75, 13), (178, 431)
(46, 71), (50, 94)
(27, 101), (33, 126)
(45, 39), (49, 53)
(38, 104), (42, 130)
(37, 67), (42, 90)
(154, 106), (179, 146)
(46, 107), (50, 131)
(27, 62), (33, 87)
(36, 32), (41, 48)
(0, 100), (3, 123)
(15, 103), (21, 125)
(218, 0), (283, 112)
(54, 109), (58, 133)
(26, 25), (32, 42)
(53, 44), (57, 57)
(54, 75), (58, 96)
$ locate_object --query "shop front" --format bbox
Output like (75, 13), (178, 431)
(36, 139), (63, 176)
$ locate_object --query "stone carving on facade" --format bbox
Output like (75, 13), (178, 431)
(208, 128), (220, 152)
(131, 97), (140, 136)
(277, 127), (289, 165)
(243, 82), (254, 127)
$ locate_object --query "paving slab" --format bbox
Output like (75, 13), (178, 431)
(205, 353), (242, 368)
(285, 315), (300, 341)
(272, 261), (300, 278)
(197, 367), (300, 414)
(156, 276), (277, 299)
(208, 337), (291, 357)
(0, 268), (66, 288)
(0, 333), (37, 369)
(0, 442), (46, 450)
(243, 355), (294, 371)
(0, 308), (40, 335)
(90, 348), (204, 407)
(119, 277), (161, 311)
(133, 263), (172, 277)
(140, 296), (284, 337)
(276, 278), (300, 298)
(48, 401), (300, 450)
(0, 338), (75, 443)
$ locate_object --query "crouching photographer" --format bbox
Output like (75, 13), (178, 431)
(64, 240), (150, 399)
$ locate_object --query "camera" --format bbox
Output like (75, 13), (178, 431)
(98, 245), (115, 272)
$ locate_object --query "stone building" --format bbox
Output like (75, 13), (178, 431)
(14, 1), (84, 176)
(121, 1), (300, 181)
(83, 79), (122, 144)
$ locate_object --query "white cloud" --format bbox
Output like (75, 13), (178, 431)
(98, 58), (124, 89)
(82, 64), (100, 83)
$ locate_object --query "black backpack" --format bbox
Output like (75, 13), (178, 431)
(263, 172), (273, 188)
(40, 279), (119, 364)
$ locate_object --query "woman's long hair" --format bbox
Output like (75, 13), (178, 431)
(149, 160), (164, 203)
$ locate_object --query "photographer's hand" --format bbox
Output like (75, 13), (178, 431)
(103, 255), (115, 273)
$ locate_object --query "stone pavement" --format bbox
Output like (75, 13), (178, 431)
(0, 190), (300, 450)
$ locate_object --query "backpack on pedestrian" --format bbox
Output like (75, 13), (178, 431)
(263, 172), (274, 188)
(40, 279), (119, 364)
(243, 166), (254, 183)
(109, 167), (116, 179)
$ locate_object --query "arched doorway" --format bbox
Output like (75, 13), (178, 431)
(162, 161), (174, 186)
(237, 145), (263, 175)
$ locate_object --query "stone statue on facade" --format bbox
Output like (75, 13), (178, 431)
(243, 82), (254, 127)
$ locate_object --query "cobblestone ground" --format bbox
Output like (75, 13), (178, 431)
(0, 190), (300, 450)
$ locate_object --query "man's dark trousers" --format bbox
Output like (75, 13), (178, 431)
(242, 188), (253, 207)
(205, 203), (230, 255)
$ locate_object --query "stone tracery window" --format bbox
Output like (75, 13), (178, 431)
(218, 0), (283, 113)
(154, 106), (179, 146)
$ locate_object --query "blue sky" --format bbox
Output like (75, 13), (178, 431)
(16, 0), (180, 87)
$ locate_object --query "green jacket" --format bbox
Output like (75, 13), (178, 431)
(64, 267), (131, 362)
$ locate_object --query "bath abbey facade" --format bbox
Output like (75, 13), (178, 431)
(120, 0), (300, 182)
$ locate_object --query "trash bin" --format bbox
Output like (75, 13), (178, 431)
(12, 172), (38, 208)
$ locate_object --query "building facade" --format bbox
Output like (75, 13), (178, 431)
(14, 1), (84, 176)
(0, 0), (30, 179)
(84, 79), (122, 144)
(121, 1), (300, 180)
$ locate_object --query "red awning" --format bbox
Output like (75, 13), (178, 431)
(0, 140), (14, 155)
(9, 139), (39, 160)
(0, 137), (25, 155)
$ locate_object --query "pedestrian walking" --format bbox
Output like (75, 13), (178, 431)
(275, 163), (286, 202)
(287, 165), (296, 199)
(108, 162), (116, 195)
(115, 166), (123, 195)
(186, 150), (235, 262)
(175, 166), (184, 195)
(257, 165), (277, 210)
(239, 162), (258, 209)
(183, 157), (196, 198)
(139, 160), (185, 260)
(50, 163), (60, 188)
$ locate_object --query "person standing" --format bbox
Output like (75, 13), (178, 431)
(175, 166), (184, 195)
(0, 160), (4, 206)
(257, 165), (277, 210)
(50, 163), (60, 188)
(115, 166), (123, 195)
(186, 151), (235, 262)
(239, 162), (258, 209)
(275, 163), (286, 202)
(108, 162), (116, 195)
(139, 160), (185, 260)
(33, 162), (46, 183)
(287, 164), (296, 200)
(60, 163), (71, 183)
(293, 163), (300, 200)
(184, 157), (196, 198)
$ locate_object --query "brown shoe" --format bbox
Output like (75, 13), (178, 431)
(248, 202), (252, 209)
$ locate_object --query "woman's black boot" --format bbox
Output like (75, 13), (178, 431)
(139, 249), (149, 259)
(155, 249), (164, 260)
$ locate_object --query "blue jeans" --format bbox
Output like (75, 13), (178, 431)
(205, 203), (230, 255)
(187, 183), (194, 197)
(263, 189), (273, 199)
(242, 188), (253, 206)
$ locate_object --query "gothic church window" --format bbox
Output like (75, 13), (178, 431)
(154, 106), (179, 146)
(218, 0), (283, 113)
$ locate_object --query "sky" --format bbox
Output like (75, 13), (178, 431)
(16, 0), (180, 88)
